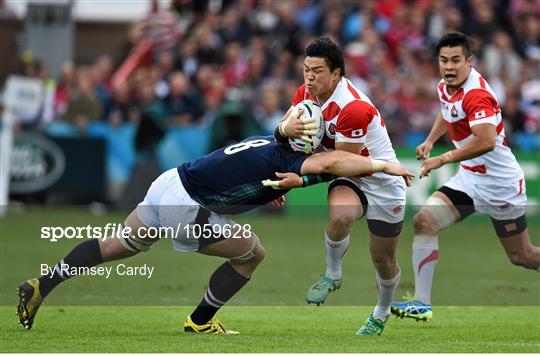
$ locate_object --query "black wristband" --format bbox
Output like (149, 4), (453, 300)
(274, 126), (290, 147)
(302, 174), (337, 187)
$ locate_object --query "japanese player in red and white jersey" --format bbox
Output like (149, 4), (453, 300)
(275, 37), (407, 335)
(391, 32), (540, 322)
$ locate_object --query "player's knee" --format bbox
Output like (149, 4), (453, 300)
(329, 211), (357, 230)
(229, 235), (264, 265)
(506, 250), (536, 269)
(507, 251), (527, 268)
(413, 210), (440, 235)
(253, 244), (266, 264)
(119, 228), (159, 253)
(99, 237), (138, 261)
(371, 252), (396, 271)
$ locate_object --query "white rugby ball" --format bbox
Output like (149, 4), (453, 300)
(288, 99), (325, 154)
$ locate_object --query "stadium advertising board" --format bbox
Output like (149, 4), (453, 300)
(287, 148), (540, 216)
(10, 132), (66, 194)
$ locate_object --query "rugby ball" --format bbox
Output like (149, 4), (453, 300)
(288, 99), (325, 154)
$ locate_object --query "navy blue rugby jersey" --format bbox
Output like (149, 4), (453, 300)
(177, 136), (308, 214)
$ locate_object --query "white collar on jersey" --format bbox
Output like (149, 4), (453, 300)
(319, 77), (347, 109)
(443, 68), (480, 98)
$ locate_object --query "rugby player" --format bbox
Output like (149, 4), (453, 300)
(16, 134), (413, 334)
(390, 32), (540, 322)
(276, 37), (407, 335)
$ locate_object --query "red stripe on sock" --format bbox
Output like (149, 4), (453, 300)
(418, 250), (439, 273)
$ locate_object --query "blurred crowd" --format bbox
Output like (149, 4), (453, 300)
(7, 0), (540, 151)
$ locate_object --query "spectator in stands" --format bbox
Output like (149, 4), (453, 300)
(93, 55), (114, 103)
(208, 100), (262, 152)
(136, 81), (168, 126)
(217, 5), (251, 45)
(175, 37), (199, 78)
(8, 0), (537, 152)
(164, 71), (203, 126)
(54, 61), (77, 121)
(513, 13), (540, 61)
(463, 0), (499, 41)
(222, 41), (249, 88)
(503, 95), (527, 137)
(102, 81), (137, 126)
(253, 80), (285, 135)
(484, 31), (523, 83)
(135, 0), (181, 58)
(64, 69), (102, 133)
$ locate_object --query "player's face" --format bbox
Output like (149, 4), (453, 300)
(303, 56), (340, 101)
(438, 46), (472, 92)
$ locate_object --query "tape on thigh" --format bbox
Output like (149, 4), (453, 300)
(229, 235), (261, 263)
(423, 196), (457, 230)
(119, 225), (161, 252)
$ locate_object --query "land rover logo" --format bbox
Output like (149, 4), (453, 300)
(10, 133), (65, 193)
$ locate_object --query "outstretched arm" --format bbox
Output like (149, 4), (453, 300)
(262, 150), (414, 189)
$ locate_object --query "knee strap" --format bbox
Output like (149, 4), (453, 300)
(119, 225), (160, 252)
(229, 236), (261, 263)
(423, 196), (457, 231)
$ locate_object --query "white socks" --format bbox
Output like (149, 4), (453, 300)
(412, 234), (439, 304)
(324, 232), (349, 280)
(373, 268), (401, 321)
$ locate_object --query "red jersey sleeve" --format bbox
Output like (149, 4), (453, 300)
(291, 84), (307, 106)
(335, 100), (376, 144)
(462, 89), (499, 127)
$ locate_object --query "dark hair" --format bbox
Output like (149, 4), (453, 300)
(436, 32), (472, 57)
(305, 37), (345, 76)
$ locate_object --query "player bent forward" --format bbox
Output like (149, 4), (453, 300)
(16, 135), (413, 334)
(277, 37), (408, 335)
(391, 32), (540, 322)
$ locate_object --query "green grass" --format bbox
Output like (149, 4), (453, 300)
(1, 207), (539, 352)
(1, 306), (539, 352)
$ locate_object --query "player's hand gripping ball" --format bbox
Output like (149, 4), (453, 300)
(288, 100), (325, 154)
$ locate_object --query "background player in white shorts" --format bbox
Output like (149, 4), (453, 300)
(277, 37), (407, 335)
(391, 32), (540, 322)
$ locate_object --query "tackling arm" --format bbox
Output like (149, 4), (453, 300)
(262, 150), (414, 189)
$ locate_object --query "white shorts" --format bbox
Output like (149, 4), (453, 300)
(136, 168), (235, 252)
(445, 170), (527, 220)
(330, 176), (406, 224)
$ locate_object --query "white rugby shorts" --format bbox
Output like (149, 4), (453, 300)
(331, 176), (406, 224)
(445, 169), (527, 220)
(136, 168), (234, 252)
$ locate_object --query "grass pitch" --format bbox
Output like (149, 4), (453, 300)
(1, 306), (539, 352)
(1, 207), (539, 352)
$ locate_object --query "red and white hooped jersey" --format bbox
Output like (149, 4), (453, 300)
(437, 68), (523, 182)
(292, 77), (399, 185)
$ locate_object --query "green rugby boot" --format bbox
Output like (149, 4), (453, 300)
(306, 274), (342, 305)
(356, 314), (386, 335)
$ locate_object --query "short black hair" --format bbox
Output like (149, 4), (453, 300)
(436, 32), (472, 57)
(305, 37), (345, 76)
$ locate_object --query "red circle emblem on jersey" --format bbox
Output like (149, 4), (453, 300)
(328, 123), (336, 135)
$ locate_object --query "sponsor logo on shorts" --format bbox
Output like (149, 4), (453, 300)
(505, 223), (517, 232)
